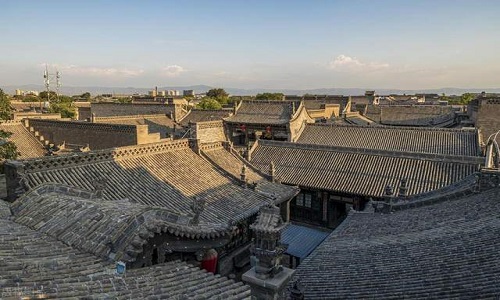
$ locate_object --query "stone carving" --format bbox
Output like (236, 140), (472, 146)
(189, 196), (206, 225)
(92, 177), (108, 198)
(249, 203), (288, 279)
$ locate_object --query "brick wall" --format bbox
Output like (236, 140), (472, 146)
(194, 121), (226, 143)
(90, 103), (188, 121)
(26, 119), (147, 150)
(475, 100), (500, 141)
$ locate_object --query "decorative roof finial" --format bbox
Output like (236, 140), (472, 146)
(289, 280), (305, 300)
(189, 196), (205, 225)
(398, 178), (408, 198)
(269, 161), (276, 182)
(92, 177), (108, 198)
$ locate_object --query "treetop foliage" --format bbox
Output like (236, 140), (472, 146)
(0, 89), (12, 120)
(196, 97), (223, 110)
(255, 93), (284, 100)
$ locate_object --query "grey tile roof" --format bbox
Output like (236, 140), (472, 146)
(292, 187), (500, 299)
(0, 121), (46, 159)
(179, 109), (233, 126)
(296, 123), (480, 156)
(225, 100), (297, 125)
(0, 215), (250, 299)
(281, 224), (329, 259)
(94, 114), (175, 138)
(10, 183), (228, 264)
(303, 96), (349, 110)
(200, 142), (299, 200)
(17, 140), (291, 225)
(365, 105), (456, 126)
(249, 140), (480, 198)
(91, 102), (176, 117)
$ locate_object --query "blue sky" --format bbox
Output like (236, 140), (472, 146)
(1, 0), (500, 89)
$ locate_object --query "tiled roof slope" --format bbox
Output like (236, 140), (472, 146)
(10, 184), (228, 264)
(90, 102), (176, 117)
(249, 140), (480, 198)
(179, 109), (233, 126)
(292, 187), (500, 299)
(225, 100), (298, 125)
(94, 114), (175, 138)
(0, 121), (46, 158)
(200, 142), (299, 199)
(18, 140), (290, 224)
(0, 212), (250, 299)
(365, 105), (456, 126)
(296, 124), (480, 156)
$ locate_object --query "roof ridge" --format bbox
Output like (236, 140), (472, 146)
(18, 139), (191, 173)
(257, 140), (484, 164)
(305, 122), (476, 132)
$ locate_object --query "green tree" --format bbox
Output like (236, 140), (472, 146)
(80, 92), (91, 100)
(460, 93), (475, 105)
(440, 93), (450, 102)
(39, 90), (58, 102)
(206, 88), (229, 105)
(0, 89), (12, 120)
(22, 94), (42, 102)
(50, 95), (76, 118)
(255, 93), (284, 100)
(196, 97), (223, 110)
(0, 130), (19, 172)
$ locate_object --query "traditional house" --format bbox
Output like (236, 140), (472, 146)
(223, 100), (314, 145)
(0, 187), (251, 299)
(289, 168), (500, 298)
(246, 124), (483, 229)
(4, 138), (299, 275)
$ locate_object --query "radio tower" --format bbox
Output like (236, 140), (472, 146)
(43, 64), (61, 110)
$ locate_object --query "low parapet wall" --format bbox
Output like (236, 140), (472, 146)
(192, 120), (226, 143)
(90, 102), (188, 121)
(26, 119), (159, 150)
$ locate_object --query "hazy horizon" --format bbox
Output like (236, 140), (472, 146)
(2, 0), (500, 90)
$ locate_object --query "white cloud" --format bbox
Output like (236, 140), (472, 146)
(162, 65), (185, 77)
(329, 54), (389, 72)
(41, 64), (144, 77)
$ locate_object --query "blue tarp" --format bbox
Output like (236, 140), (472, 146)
(281, 224), (330, 259)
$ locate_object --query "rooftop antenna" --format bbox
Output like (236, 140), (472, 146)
(43, 64), (61, 109)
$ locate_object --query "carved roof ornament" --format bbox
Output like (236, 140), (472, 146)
(385, 185), (394, 196)
(189, 196), (206, 225)
(240, 164), (247, 183)
(269, 161), (276, 182)
(92, 177), (108, 198)
(398, 178), (408, 198)
(289, 280), (305, 300)
(250, 202), (288, 279)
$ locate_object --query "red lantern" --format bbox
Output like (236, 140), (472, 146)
(240, 124), (247, 132)
(266, 126), (271, 133)
(201, 249), (218, 273)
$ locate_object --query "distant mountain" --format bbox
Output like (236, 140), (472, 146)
(2, 84), (500, 96)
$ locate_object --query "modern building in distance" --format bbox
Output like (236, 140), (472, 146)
(183, 89), (195, 97)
